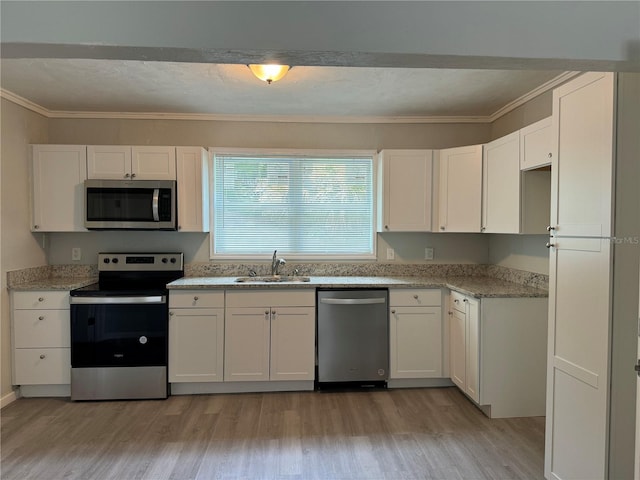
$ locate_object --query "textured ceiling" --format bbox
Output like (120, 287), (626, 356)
(0, 58), (564, 119)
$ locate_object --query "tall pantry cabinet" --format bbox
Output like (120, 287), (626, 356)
(545, 72), (640, 480)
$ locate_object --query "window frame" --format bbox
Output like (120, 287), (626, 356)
(208, 147), (378, 261)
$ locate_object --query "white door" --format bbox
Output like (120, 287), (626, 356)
(168, 308), (224, 383)
(438, 144), (482, 233)
(224, 307), (270, 381)
(87, 145), (132, 179)
(131, 146), (176, 180)
(549, 72), (615, 238)
(545, 238), (612, 480)
(482, 131), (521, 233)
(269, 307), (315, 381)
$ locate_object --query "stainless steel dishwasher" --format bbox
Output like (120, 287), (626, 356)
(317, 289), (389, 386)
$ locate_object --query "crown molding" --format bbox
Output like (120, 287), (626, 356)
(1, 72), (579, 124)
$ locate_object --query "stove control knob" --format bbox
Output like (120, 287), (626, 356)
(104, 258), (110, 264)
(112, 258), (119, 264)
(162, 258), (168, 263)
(170, 258), (177, 264)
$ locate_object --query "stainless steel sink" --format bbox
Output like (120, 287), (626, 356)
(235, 275), (311, 283)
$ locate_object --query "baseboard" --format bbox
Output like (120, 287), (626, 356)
(170, 380), (315, 395)
(1, 389), (19, 409)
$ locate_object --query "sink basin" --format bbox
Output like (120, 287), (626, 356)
(235, 275), (311, 283)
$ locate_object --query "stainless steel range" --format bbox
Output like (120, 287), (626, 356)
(69, 252), (183, 401)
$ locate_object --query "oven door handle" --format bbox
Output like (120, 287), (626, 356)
(152, 188), (160, 222)
(70, 296), (167, 305)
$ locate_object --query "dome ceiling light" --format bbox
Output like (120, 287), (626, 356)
(248, 64), (290, 84)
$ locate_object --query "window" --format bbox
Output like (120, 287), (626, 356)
(211, 149), (375, 259)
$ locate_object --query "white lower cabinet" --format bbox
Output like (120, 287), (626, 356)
(11, 290), (71, 386)
(168, 290), (225, 383)
(389, 289), (442, 379)
(224, 290), (315, 382)
(448, 290), (547, 418)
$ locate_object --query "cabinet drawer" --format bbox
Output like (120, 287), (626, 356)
(390, 289), (441, 307)
(169, 290), (224, 308)
(450, 290), (469, 313)
(13, 291), (69, 310)
(14, 348), (70, 385)
(226, 289), (315, 308)
(14, 310), (70, 348)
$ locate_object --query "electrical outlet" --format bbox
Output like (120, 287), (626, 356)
(72, 247), (82, 261)
(425, 247), (434, 260)
(386, 248), (395, 260)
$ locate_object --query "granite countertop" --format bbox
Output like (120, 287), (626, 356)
(167, 275), (548, 298)
(8, 277), (97, 291)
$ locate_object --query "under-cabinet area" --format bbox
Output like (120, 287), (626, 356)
(9, 279), (548, 419)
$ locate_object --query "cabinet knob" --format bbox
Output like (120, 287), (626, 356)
(265, 310), (270, 315)
(384, 225), (389, 230)
(178, 226), (182, 230)
(481, 227), (486, 232)
(546, 225), (556, 232)
(413, 295), (419, 300)
(454, 299), (459, 304)
(271, 310), (276, 315)
(391, 309), (396, 314)
(440, 226), (445, 231)
(193, 296), (199, 301)
(131, 173), (137, 178)
(169, 311), (174, 316)
(124, 173), (130, 178)
(39, 354), (46, 359)
(548, 152), (553, 158)
(463, 299), (468, 303)
(38, 297), (44, 302)
(448, 311), (453, 315)
(33, 225), (39, 230)
(38, 316), (44, 321)
(546, 242), (555, 249)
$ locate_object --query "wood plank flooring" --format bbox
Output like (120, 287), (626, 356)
(1, 387), (545, 480)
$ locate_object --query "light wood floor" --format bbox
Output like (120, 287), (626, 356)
(1, 387), (545, 480)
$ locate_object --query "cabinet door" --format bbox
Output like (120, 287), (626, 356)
(438, 144), (482, 232)
(545, 237), (611, 479)
(520, 117), (552, 171)
(270, 307), (315, 381)
(550, 72), (615, 238)
(224, 307), (270, 381)
(465, 297), (480, 404)
(87, 146), (132, 179)
(449, 308), (466, 390)
(132, 146), (176, 180)
(379, 150), (433, 232)
(390, 306), (442, 379)
(482, 131), (521, 233)
(169, 308), (224, 383)
(176, 147), (209, 232)
(32, 145), (87, 232)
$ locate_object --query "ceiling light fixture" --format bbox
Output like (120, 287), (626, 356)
(248, 64), (290, 84)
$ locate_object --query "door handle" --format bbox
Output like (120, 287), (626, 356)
(635, 360), (640, 377)
(152, 188), (160, 222)
(320, 298), (386, 305)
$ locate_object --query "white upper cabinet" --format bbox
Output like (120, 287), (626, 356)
(482, 131), (521, 233)
(437, 144), (482, 233)
(176, 147), (209, 232)
(31, 145), (87, 232)
(87, 146), (176, 180)
(520, 116), (552, 171)
(550, 72), (615, 238)
(377, 150), (433, 232)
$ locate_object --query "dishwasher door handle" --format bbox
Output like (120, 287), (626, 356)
(320, 297), (387, 305)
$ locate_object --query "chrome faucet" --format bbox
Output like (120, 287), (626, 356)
(271, 250), (286, 276)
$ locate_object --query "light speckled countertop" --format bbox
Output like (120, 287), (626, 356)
(8, 277), (97, 292)
(167, 275), (548, 298)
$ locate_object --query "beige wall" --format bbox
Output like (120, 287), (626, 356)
(1, 99), (49, 401)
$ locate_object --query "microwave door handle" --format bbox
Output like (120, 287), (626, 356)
(152, 188), (160, 222)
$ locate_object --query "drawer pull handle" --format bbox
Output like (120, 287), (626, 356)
(38, 316), (44, 321)
(454, 299), (459, 304)
(38, 297), (44, 302)
(463, 299), (468, 303)
(272, 310), (276, 315)
(39, 354), (46, 359)
(265, 310), (270, 315)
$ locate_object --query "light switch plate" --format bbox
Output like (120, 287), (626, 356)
(72, 247), (82, 261)
(425, 247), (434, 260)
(386, 248), (395, 260)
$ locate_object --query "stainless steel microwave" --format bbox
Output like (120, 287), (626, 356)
(84, 179), (177, 230)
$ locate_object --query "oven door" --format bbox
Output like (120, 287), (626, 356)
(70, 295), (168, 368)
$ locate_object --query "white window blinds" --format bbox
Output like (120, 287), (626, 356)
(213, 153), (374, 257)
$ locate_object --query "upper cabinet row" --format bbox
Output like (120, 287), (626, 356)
(378, 116), (552, 234)
(31, 145), (209, 232)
